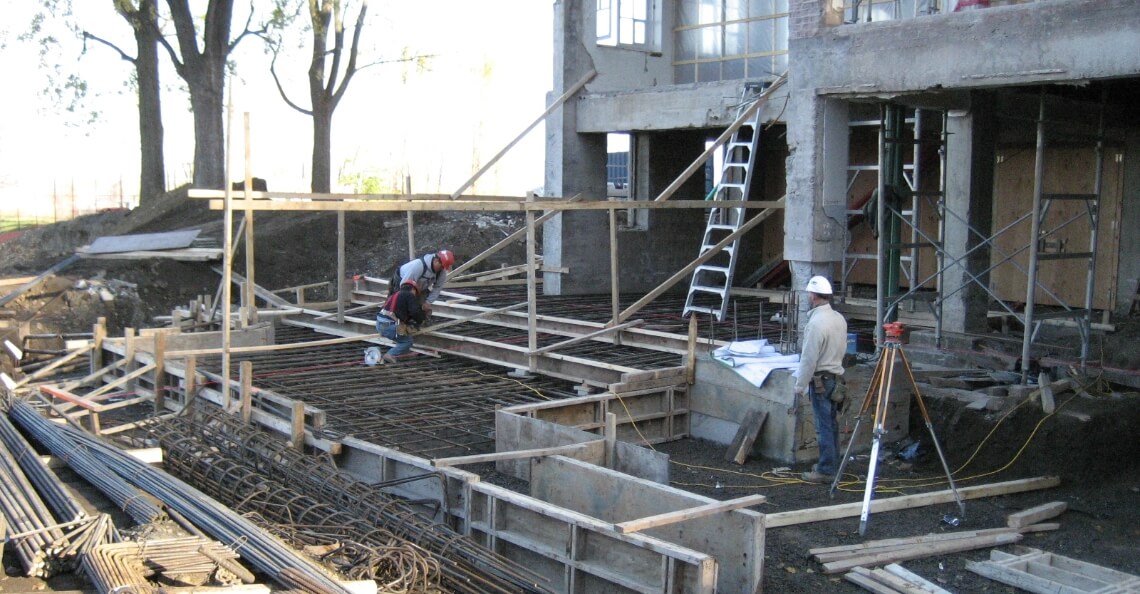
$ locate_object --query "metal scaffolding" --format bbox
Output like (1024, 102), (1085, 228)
(844, 87), (1107, 379)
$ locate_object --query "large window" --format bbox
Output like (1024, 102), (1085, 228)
(674, 0), (789, 83)
(597, 0), (656, 49)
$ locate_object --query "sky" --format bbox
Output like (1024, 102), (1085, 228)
(0, 1), (553, 219)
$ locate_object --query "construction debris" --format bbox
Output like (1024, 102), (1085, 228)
(810, 527), (1044, 574)
(967, 546), (1140, 593)
(844, 564), (953, 594)
(1007, 501), (1067, 529)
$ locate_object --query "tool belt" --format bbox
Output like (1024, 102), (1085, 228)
(813, 372), (847, 402)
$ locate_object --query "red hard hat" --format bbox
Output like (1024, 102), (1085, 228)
(436, 249), (455, 270)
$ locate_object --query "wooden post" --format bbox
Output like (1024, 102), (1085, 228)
(525, 194), (538, 373)
(291, 400), (306, 452)
(240, 360), (252, 423)
(153, 332), (166, 414)
(687, 314), (698, 385)
(92, 317), (106, 374)
(405, 175), (416, 259)
(605, 412), (617, 469)
(337, 210), (346, 324)
(183, 355), (198, 412)
(609, 203), (621, 345)
(242, 112), (257, 326)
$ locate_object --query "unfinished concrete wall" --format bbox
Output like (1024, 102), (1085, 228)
(791, 0), (1140, 95)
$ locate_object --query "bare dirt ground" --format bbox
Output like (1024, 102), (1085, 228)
(2, 189), (1139, 593)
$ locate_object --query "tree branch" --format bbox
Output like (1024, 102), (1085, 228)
(82, 31), (137, 65)
(270, 50), (313, 116)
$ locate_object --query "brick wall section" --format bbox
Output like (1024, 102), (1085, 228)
(790, 0), (823, 39)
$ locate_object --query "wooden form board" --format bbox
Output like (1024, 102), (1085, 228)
(530, 455), (762, 594)
(990, 148), (1123, 310)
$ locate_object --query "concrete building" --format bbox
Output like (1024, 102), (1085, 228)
(544, 0), (1140, 372)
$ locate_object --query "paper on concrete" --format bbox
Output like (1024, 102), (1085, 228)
(712, 339), (799, 387)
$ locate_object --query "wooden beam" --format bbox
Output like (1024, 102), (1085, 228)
(652, 74), (787, 203)
(417, 302), (528, 335)
(764, 476), (1061, 528)
(1007, 501), (1067, 528)
(529, 319), (644, 355)
(451, 69), (597, 199)
(614, 494), (766, 534)
(431, 441), (598, 467)
(205, 197), (783, 213)
(615, 197), (784, 325)
(449, 197), (580, 278)
(726, 410), (767, 465)
(166, 332), (384, 358)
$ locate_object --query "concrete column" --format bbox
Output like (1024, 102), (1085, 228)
(544, 0), (608, 295)
(1115, 128), (1140, 316)
(941, 92), (996, 334)
(783, 82), (847, 331)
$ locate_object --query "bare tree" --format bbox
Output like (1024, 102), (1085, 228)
(21, 0), (166, 203)
(83, 0), (165, 202)
(266, 0), (429, 193)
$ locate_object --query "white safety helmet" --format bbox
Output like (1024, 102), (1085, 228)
(805, 275), (833, 295)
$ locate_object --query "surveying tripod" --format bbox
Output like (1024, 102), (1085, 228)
(830, 322), (965, 535)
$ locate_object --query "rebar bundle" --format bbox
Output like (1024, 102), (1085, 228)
(4, 405), (164, 525)
(9, 400), (356, 594)
(0, 413), (87, 523)
(149, 408), (552, 594)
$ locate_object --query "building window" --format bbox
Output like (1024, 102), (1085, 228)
(674, 0), (789, 83)
(597, 0), (656, 49)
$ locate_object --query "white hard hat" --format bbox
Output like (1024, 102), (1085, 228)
(805, 275), (833, 295)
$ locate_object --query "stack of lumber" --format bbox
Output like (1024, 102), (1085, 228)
(844, 563), (953, 594)
(810, 527), (1040, 574)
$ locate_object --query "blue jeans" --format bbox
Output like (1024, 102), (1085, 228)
(808, 376), (839, 475)
(376, 317), (413, 357)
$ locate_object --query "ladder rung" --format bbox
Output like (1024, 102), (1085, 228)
(690, 286), (728, 295)
(705, 224), (739, 231)
(695, 265), (730, 274)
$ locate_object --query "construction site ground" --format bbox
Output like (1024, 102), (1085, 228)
(1, 189), (1139, 593)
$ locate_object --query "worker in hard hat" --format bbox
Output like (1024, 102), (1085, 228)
(795, 275), (849, 483)
(391, 249), (456, 317)
(375, 279), (427, 363)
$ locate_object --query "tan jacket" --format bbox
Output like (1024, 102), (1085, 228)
(794, 302), (848, 395)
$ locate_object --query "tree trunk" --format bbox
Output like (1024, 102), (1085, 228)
(134, 0), (165, 202)
(188, 69), (226, 189)
(310, 98), (333, 193)
(166, 0), (233, 190)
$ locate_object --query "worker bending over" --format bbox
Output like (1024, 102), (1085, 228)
(392, 249), (455, 316)
(375, 279), (428, 363)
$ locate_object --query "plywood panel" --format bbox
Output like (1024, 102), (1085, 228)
(991, 147), (1122, 309)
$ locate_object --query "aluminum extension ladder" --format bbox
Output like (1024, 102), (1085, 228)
(683, 84), (765, 321)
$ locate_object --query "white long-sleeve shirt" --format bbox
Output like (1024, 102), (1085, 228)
(794, 302), (848, 395)
(398, 254), (448, 304)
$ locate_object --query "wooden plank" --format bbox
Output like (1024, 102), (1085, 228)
(883, 564), (954, 594)
(451, 69), (596, 199)
(207, 197), (783, 212)
(765, 476), (1061, 528)
(822, 532), (1022, 574)
(726, 410), (767, 465)
(1008, 501), (1068, 528)
(613, 494), (766, 534)
(431, 441), (599, 467)
(867, 567), (931, 594)
(845, 568), (904, 594)
(530, 319), (644, 355)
